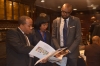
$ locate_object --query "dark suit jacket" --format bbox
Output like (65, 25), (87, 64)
(6, 28), (37, 66)
(85, 44), (100, 66)
(52, 16), (81, 58)
(28, 29), (51, 46)
(92, 24), (100, 37)
(89, 22), (100, 35)
(34, 30), (51, 45)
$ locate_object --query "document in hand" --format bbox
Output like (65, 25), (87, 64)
(29, 40), (67, 65)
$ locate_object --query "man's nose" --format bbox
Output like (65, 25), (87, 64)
(30, 27), (33, 29)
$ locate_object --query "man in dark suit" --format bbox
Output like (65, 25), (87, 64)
(89, 19), (100, 44)
(85, 36), (100, 66)
(92, 23), (100, 37)
(6, 16), (46, 66)
(52, 3), (81, 66)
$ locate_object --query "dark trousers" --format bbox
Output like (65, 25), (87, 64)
(67, 58), (77, 66)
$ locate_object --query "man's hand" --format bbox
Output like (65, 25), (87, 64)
(65, 50), (69, 55)
(40, 58), (48, 63)
(55, 50), (69, 58)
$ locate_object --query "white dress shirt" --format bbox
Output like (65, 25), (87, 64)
(60, 17), (69, 47)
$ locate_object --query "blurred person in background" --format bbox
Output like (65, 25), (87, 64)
(85, 36), (100, 66)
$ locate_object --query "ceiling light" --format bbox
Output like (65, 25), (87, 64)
(73, 8), (77, 11)
(58, 6), (61, 8)
(91, 16), (96, 20)
(87, 4), (94, 7)
(93, 7), (96, 9)
(87, 4), (98, 10)
(10, 3), (12, 6)
(27, 10), (29, 12)
(41, 0), (45, 2)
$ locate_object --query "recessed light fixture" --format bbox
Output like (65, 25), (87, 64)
(91, 16), (95, 20)
(10, 3), (12, 6)
(93, 7), (96, 9)
(58, 6), (61, 8)
(87, 4), (98, 10)
(41, 0), (45, 2)
(27, 10), (29, 12)
(73, 8), (77, 11)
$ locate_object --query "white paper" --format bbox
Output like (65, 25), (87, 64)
(80, 50), (86, 61)
(29, 40), (67, 65)
(29, 40), (55, 58)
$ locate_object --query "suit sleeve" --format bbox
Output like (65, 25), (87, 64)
(52, 19), (60, 49)
(6, 29), (34, 54)
(68, 18), (81, 53)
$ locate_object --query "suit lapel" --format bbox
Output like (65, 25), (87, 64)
(17, 28), (27, 45)
(67, 16), (73, 36)
(56, 17), (61, 43)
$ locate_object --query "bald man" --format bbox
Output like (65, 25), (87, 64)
(52, 3), (81, 66)
(85, 36), (100, 66)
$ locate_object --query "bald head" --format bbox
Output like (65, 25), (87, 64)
(62, 3), (72, 10)
(92, 36), (100, 46)
(61, 3), (72, 19)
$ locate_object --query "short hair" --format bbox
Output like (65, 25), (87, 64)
(34, 13), (50, 30)
(18, 16), (31, 25)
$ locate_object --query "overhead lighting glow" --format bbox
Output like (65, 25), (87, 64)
(93, 7), (96, 9)
(58, 6), (61, 8)
(87, 4), (98, 10)
(10, 3), (12, 6)
(73, 8), (77, 10)
(41, 0), (45, 2)
(91, 16), (95, 20)
(27, 10), (29, 12)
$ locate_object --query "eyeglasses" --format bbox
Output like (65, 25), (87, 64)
(61, 11), (71, 14)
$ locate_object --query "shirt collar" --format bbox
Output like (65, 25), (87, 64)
(18, 27), (24, 34)
(61, 17), (69, 22)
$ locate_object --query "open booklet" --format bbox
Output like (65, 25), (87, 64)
(29, 40), (67, 65)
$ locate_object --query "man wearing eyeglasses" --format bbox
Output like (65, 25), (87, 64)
(52, 3), (81, 66)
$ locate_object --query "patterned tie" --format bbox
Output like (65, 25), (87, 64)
(63, 19), (67, 47)
(24, 34), (30, 46)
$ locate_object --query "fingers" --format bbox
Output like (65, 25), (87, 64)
(55, 51), (68, 58)
(55, 53), (61, 58)
(40, 58), (48, 63)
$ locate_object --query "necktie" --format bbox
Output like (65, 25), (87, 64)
(24, 34), (32, 66)
(63, 19), (67, 47)
(24, 34), (30, 46)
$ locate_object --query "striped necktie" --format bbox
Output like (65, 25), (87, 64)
(24, 34), (30, 46)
